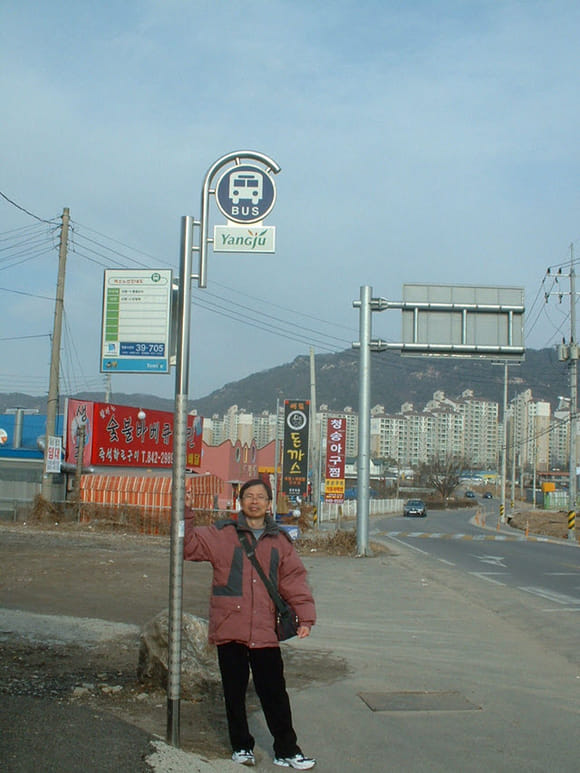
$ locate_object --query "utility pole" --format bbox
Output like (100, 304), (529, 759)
(568, 249), (577, 540)
(510, 423), (516, 513)
(309, 347), (319, 521)
(552, 248), (578, 540)
(104, 373), (112, 403)
(41, 207), (70, 502)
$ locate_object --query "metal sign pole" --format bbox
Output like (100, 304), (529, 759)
(166, 152), (280, 748)
(356, 285), (372, 556)
(166, 215), (193, 746)
(501, 362), (508, 524)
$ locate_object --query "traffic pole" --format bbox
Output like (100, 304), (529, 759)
(567, 510), (576, 541)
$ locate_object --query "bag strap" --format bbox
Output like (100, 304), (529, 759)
(238, 531), (288, 615)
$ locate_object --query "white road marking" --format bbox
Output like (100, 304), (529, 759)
(517, 586), (580, 606)
(468, 572), (507, 586)
(386, 535), (430, 555)
(471, 554), (508, 567)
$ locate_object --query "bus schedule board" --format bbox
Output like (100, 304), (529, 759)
(101, 269), (172, 373)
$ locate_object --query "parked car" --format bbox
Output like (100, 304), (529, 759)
(403, 499), (427, 517)
(465, 490), (476, 499)
(483, 492), (493, 499)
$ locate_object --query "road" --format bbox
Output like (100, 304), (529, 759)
(372, 506), (580, 667)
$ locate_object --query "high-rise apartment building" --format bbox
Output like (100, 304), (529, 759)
(508, 389), (550, 472)
(200, 388), (562, 473)
(370, 390), (498, 469)
(550, 397), (571, 469)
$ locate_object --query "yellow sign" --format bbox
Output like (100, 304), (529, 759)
(325, 478), (345, 502)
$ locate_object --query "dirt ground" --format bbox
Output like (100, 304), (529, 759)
(508, 508), (573, 539)
(0, 523), (352, 759)
(0, 508), (571, 759)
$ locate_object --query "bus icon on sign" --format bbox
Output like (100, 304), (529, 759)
(229, 172), (263, 205)
(215, 163), (276, 224)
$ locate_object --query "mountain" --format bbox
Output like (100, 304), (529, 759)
(192, 347), (569, 416)
(0, 347), (571, 418)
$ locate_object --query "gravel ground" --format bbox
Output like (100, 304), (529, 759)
(0, 522), (349, 767)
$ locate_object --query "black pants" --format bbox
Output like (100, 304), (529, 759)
(217, 642), (300, 758)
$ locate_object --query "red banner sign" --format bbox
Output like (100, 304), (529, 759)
(325, 416), (346, 503)
(65, 399), (203, 469)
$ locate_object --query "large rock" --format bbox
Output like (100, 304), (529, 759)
(137, 610), (220, 700)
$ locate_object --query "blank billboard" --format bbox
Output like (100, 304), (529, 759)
(401, 284), (524, 359)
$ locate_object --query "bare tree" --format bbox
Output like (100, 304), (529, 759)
(416, 455), (467, 500)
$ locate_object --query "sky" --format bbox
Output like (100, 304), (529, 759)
(2, 0), (580, 404)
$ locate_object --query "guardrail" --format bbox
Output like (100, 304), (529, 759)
(318, 498), (404, 523)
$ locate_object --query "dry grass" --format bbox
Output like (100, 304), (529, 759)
(509, 509), (572, 540)
(296, 529), (391, 556)
(297, 529), (357, 555)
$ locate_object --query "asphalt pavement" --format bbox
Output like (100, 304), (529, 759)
(1, 518), (579, 772)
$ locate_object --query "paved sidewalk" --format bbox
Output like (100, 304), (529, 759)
(2, 530), (579, 772)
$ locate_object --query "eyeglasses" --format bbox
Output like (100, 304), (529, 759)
(241, 494), (269, 502)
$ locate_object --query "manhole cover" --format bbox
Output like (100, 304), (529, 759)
(358, 690), (481, 712)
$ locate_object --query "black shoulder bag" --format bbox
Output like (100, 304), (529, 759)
(238, 531), (299, 641)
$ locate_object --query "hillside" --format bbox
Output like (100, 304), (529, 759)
(0, 347), (570, 417)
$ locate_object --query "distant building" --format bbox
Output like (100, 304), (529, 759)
(508, 389), (550, 473)
(370, 390), (498, 469)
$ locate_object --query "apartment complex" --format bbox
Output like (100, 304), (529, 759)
(370, 390), (498, 469)
(201, 389), (568, 472)
(202, 405), (276, 447)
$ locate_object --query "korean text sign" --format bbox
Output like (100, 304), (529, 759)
(65, 399), (203, 469)
(281, 400), (310, 499)
(325, 416), (346, 503)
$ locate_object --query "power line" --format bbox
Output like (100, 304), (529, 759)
(0, 333), (51, 342)
(0, 191), (58, 225)
(0, 286), (54, 301)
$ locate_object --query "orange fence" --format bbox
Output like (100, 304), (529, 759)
(79, 474), (224, 533)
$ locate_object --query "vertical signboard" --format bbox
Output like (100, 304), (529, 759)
(66, 399), (94, 469)
(45, 436), (62, 473)
(281, 400), (310, 500)
(101, 269), (172, 373)
(325, 417), (346, 503)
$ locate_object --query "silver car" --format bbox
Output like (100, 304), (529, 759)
(403, 499), (427, 517)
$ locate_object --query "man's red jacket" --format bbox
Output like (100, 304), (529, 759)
(183, 514), (316, 648)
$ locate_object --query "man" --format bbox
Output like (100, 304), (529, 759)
(184, 478), (316, 770)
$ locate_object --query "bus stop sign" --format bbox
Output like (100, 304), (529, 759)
(215, 164), (276, 224)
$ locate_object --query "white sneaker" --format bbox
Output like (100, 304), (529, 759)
(231, 749), (255, 766)
(274, 753), (316, 770)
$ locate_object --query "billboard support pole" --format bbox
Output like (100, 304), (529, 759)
(356, 285), (372, 556)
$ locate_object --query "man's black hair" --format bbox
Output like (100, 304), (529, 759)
(239, 478), (273, 501)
